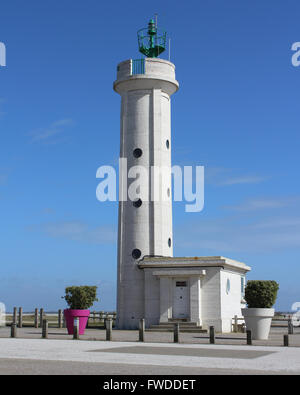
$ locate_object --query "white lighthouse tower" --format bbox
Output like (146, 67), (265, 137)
(113, 18), (250, 332)
(114, 19), (179, 329)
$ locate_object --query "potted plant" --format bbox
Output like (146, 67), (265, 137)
(242, 280), (279, 340)
(62, 286), (98, 335)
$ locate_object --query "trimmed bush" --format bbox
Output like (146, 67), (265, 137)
(245, 280), (279, 308)
(62, 286), (98, 310)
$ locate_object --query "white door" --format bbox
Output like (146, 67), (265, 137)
(173, 280), (189, 319)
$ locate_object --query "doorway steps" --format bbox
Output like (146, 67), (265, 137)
(147, 320), (207, 333)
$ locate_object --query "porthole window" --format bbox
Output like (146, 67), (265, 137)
(226, 279), (231, 294)
(133, 198), (142, 208)
(168, 238), (172, 247)
(166, 140), (170, 149)
(133, 148), (143, 158)
(132, 249), (142, 259)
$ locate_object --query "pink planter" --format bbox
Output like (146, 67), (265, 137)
(64, 309), (90, 335)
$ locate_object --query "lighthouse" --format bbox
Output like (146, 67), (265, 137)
(114, 19), (179, 329)
(113, 18), (250, 332)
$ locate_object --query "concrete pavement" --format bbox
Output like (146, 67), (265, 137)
(0, 337), (300, 375)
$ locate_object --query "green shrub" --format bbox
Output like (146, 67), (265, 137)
(62, 286), (98, 310)
(245, 280), (279, 308)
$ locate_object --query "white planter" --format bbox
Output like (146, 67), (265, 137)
(241, 308), (274, 340)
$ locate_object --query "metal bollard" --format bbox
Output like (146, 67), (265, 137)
(11, 323), (17, 338)
(106, 318), (112, 341)
(246, 330), (252, 345)
(42, 319), (48, 339)
(18, 307), (23, 328)
(34, 308), (38, 328)
(173, 323), (180, 343)
(209, 326), (215, 344)
(139, 319), (145, 342)
(73, 317), (79, 340)
(284, 334), (289, 347)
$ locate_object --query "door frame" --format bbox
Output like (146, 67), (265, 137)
(172, 278), (190, 319)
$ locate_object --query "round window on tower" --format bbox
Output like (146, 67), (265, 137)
(132, 249), (142, 260)
(166, 140), (170, 149)
(168, 238), (172, 248)
(133, 198), (142, 208)
(133, 148), (143, 158)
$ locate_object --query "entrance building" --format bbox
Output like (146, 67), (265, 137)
(139, 256), (250, 333)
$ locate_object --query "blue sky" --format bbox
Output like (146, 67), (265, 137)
(0, 0), (299, 312)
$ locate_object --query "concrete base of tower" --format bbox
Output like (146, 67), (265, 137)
(115, 320), (140, 330)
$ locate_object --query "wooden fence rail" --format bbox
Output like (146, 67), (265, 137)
(231, 315), (296, 333)
(5, 308), (116, 328)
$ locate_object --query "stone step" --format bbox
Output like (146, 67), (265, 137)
(152, 322), (199, 327)
(146, 327), (207, 333)
(147, 322), (207, 333)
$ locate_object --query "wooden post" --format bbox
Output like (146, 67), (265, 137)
(62, 313), (66, 328)
(174, 323), (180, 343)
(42, 319), (48, 339)
(13, 307), (17, 325)
(106, 318), (112, 341)
(284, 334), (289, 347)
(209, 326), (215, 344)
(139, 319), (145, 342)
(288, 319), (293, 335)
(233, 315), (238, 333)
(100, 311), (104, 323)
(247, 330), (252, 345)
(39, 308), (44, 328)
(34, 308), (38, 328)
(18, 307), (23, 328)
(11, 323), (17, 338)
(73, 317), (79, 340)
(58, 309), (62, 328)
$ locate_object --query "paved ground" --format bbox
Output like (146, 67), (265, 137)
(0, 327), (300, 375)
(0, 326), (299, 346)
(0, 357), (296, 375)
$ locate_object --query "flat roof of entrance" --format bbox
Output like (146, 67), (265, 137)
(138, 256), (251, 272)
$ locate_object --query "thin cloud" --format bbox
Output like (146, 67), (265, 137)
(224, 197), (298, 212)
(29, 119), (74, 144)
(218, 176), (267, 186)
(31, 221), (117, 245)
(176, 214), (300, 254)
(205, 167), (267, 187)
